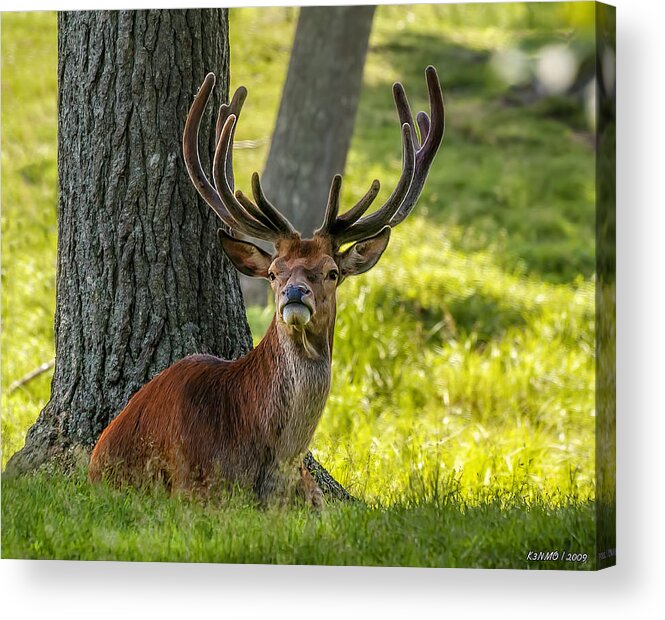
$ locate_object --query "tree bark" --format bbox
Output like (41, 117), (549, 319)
(240, 5), (375, 305)
(264, 5), (375, 235)
(6, 9), (354, 503)
(6, 9), (251, 473)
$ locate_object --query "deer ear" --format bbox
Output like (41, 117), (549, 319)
(217, 229), (273, 279)
(337, 226), (391, 278)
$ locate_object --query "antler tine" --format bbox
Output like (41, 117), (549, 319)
(335, 179), (381, 227)
(212, 84), (295, 238)
(215, 85), (247, 191)
(316, 174), (342, 235)
(424, 65), (445, 147)
(215, 103), (230, 147)
(235, 188), (281, 232)
(184, 75), (277, 240)
(416, 111), (430, 144)
(314, 176), (379, 237)
(330, 121), (416, 245)
(183, 73), (236, 226)
(389, 65), (445, 227)
(315, 176), (382, 237)
(248, 172), (296, 234)
(393, 81), (419, 146)
(212, 114), (281, 240)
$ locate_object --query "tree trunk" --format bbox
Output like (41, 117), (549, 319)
(239, 5), (375, 305)
(6, 9), (251, 474)
(6, 9), (354, 503)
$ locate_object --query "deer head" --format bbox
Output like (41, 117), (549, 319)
(183, 67), (445, 357)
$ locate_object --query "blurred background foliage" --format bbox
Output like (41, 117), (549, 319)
(2, 4), (597, 506)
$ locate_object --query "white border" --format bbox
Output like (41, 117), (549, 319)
(2, 0), (664, 618)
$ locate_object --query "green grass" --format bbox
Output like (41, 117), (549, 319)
(2, 5), (601, 568)
(1, 12), (58, 462)
(313, 218), (595, 503)
(2, 467), (596, 569)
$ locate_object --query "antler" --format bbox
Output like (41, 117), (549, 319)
(316, 66), (445, 246)
(183, 73), (296, 242)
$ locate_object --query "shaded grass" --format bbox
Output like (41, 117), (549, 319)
(2, 467), (595, 569)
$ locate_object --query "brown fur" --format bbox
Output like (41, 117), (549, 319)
(90, 321), (329, 503)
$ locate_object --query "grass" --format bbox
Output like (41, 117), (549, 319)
(1, 5), (602, 568)
(2, 467), (596, 569)
(1, 12), (58, 462)
(313, 218), (595, 503)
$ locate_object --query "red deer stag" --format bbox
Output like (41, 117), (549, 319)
(89, 67), (445, 507)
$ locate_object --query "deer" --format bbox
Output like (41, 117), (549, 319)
(88, 66), (445, 508)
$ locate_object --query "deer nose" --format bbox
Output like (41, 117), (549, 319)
(283, 284), (310, 304)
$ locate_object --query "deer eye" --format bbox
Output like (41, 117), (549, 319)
(268, 272), (276, 282)
(328, 270), (339, 281)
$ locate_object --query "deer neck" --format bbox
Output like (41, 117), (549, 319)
(252, 316), (333, 459)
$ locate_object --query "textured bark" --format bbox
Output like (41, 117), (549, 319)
(240, 5), (375, 305)
(6, 9), (250, 473)
(303, 451), (355, 502)
(6, 9), (354, 504)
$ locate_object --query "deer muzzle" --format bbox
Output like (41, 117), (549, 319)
(280, 284), (313, 327)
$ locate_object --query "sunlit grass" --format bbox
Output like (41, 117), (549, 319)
(246, 218), (596, 504)
(1, 12), (58, 462)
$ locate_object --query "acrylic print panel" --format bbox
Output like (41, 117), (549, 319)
(1, 2), (615, 570)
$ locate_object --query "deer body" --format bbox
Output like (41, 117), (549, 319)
(89, 67), (445, 505)
(89, 318), (331, 503)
